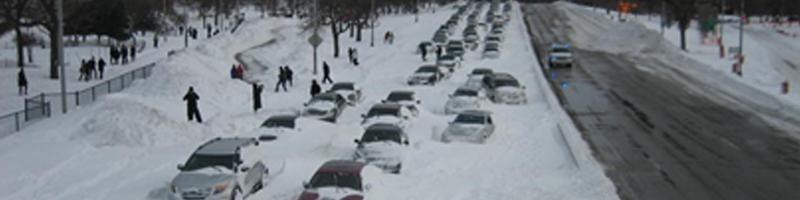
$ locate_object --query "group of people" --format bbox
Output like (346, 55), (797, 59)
(275, 65), (294, 92)
(109, 44), (136, 65)
(347, 48), (360, 66)
(230, 64), (246, 79)
(78, 57), (107, 81)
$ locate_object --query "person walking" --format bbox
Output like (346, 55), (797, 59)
(17, 68), (28, 96)
(322, 61), (334, 84)
(98, 58), (106, 79)
(153, 35), (159, 48)
(252, 83), (264, 112)
(129, 45), (137, 61)
(435, 45), (443, 60)
(352, 48), (359, 66)
(109, 46), (116, 64)
(88, 57), (97, 79)
(419, 43), (428, 61)
(310, 79), (321, 97)
(183, 87), (203, 123)
(285, 65), (294, 86)
(274, 66), (287, 92)
(120, 46), (129, 64)
(347, 48), (354, 64)
(230, 64), (238, 79)
(78, 59), (88, 81)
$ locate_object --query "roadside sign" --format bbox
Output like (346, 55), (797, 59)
(308, 33), (323, 47)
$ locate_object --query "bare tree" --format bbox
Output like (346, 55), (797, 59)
(0, 0), (36, 68)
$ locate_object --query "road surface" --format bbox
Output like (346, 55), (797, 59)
(522, 3), (800, 200)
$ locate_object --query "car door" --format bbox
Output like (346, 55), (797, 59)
(241, 154), (266, 195)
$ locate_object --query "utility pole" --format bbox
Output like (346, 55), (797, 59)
(719, 0), (725, 58)
(738, 0), (744, 55)
(57, 0), (67, 114)
(660, 0), (665, 35)
(370, 0), (375, 47)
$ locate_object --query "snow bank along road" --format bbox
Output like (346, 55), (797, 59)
(523, 2), (800, 200)
(0, 2), (619, 200)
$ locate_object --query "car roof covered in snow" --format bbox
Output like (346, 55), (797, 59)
(195, 137), (257, 155)
(317, 160), (367, 174)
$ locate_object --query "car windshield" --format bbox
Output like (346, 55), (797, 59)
(362, 129), (402, 143)
(440, 55), (455, 60)
(472, 69), (492, 75)
(485, 43), (499, 49)
(454, 89), (478, 97)
(387, 92), (413, 101)
(183, 154), (236, 171)
(495, 78), (520, 87)
(331, 83), (354, 91)
(311, 94), (337, 103)
(416, 67), (438, 73)
(367, 107), (399, 117)
(454, 114), (485, 124)
(448, 47), (463, 52)
(262, 118), (295, 128)
(309, 171), (362, 191)
(488, 37), (500, 41)
(552, 47), (570, 53)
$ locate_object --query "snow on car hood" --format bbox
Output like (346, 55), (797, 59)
(446, 124), (485, 136)
(412, 72), (436, 78)
(363, 116), (404, 126)
(301, 187), (363, 200)
(496, 86), (523, 94)
(551, 52), (572, 58)
(447, 96), (480, 106)
(172, 167), (234, 190)
(358, 142), (404, 161)
(306, 101), (336, 111)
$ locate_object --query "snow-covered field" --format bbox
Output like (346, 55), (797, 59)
(0, 2), (617, 200)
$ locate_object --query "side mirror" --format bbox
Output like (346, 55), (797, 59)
(403, 116), (410, 120)
(354, 139), (361, 144)
(364, 184), (372, 191)
(522, 85), (526, 89)
(303, 103), (308, 106)
(240, 166), (251, 172)
(303, 182), (310, 189)
(258, 134), (278, 142)
(381, 100), (387, 103)
(177, 164), (185, 170)
(403, 140), (410, 145)
(361, 114), (367, 118)
(416, 100), (421, 104)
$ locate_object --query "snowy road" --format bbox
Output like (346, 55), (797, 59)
(524, 3), (800, 200)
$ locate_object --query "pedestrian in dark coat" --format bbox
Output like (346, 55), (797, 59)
(121, 46), (129, 64)
(153, 35), (159, 48)
(98, 58), (106, 79)
(275, 66), (287, 92)
(109, 46), (116, 64)
(322, 62), (333, 84)
(183, 87), (203, 123)
(79, 59), (88, 81)
(435, 45), (443, 60)
(130, 45), (137, 61)
(252, 83), (264, 112)
(347, 48), (354, 64)
(419, 43), (428, 61)
(310, 79), (321, 97)
(18, 68), (28, 96)
(352, 49), (359, 66)
(230, 64), (238, 79)
(88, 57), (97, 79)
(285, 65), (294, 86)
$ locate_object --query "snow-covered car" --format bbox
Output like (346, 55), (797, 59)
(482, 45), (500, 59)
(353, 123), (410, 173)
(464, 75), (485, 89)
(483, 73), (527, 104)
(445, 87), (484, 115)
(548, 44), (574, 68)
(485, 35), (503, 44)
(382, 90), (421, 116)
(447, 46), (466, 59)
(469, 68), (494, 79)
(432, 33), (448, 44)
(407, 65), (447, 86)
(170, 137), (268, 200)
(442, 110), (496, 143)
(259, 114), (300, 134)
(437, 54), (461, 70)
(328, 82), (363, 105)
(298, 160), (384, 200)
(361, 103), (413, 129)
(490, 29), (505, 40)
(464, 34), (480, 46)
(303, 92), (347, 123)
(417, 41), (436, 54)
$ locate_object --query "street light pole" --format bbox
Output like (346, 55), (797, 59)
(57, 0), (67, 114)
(370, 0), (375, 47)
(738, 0), (744, 55)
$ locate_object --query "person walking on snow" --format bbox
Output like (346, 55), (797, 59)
(120, 46), (129, 64)
(98, 58), (106, 79)
(88, 57), (97, 79)
(79, 59), (88, 81)
(435, 45), (443, 60)
(183, 87), (203, 123)
(347, 48), (354, 64)
(285, 65), (294, 86)
(419, 43), (428, 61)
(130, 45), (137, 61)
(322, 62), (334, 84)
(252, 83), (264, 112)
(230, 64), (238, 79)
(18, 68), (28, 96)
(310, 79), (321, 97)
(275, 66), (287, 92)
(352, 49), (359, 66)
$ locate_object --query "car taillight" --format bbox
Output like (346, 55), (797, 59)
(341, 195), (364, 200)
(298, 191), (319, 200)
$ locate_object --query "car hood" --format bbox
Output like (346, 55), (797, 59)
(363, 116), (404, 126)
(447, 97), (480, 106)
(357, 142), (404, 161)
(300, 188), (363, 200)
(550, 52), (572, 58)
(496, 86), (523, 94)
(172, 167), (234, 190)
(411, 72), (436, 78)
(446, 124), (485, 136)
(306, 101), (336, 111)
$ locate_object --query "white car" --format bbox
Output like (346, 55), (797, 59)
(483, 73), (527, 104)
(445, 87), (484, 115)
(361, 103), (414, 129)
(169, 138), (268, 200)
(382, 90), (421, 116)
(298, 160), (384, 200)
(442, 110), (496, 144)
(436, 54), (461, 71)
(464, 75), (485, 89)
(548, 44), (574, 68)
(327, 82), (363, 105)
(482, 46), (500, 59)
(353, 123), (409, 173)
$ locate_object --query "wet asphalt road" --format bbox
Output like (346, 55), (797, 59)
(522, 3), (800, 200)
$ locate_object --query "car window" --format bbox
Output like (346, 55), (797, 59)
(183, 154), (236, 171)
(387, 92), (413, 101)
(454, 89), (478, 97)
(331, 83), (354, 91)
(454, 114), (486, 124)
(367, 107), (399, 117)
(309, 171), (362, 191)
(494, 79), (520, 87)
(487, 117), (493, 124)
(552, 47), (570, 53)
(362, 129), (402, 143)
(416, 67), (439, 73)
(262, 118), (295, 128)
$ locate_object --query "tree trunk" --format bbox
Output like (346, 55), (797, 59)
(356, 23), (363, 42)
(49, 33), (59, 79)
(679, 28), (687, 51)
(349, 22), (355, 38)
(332, 21), (340, 58)
(15, 26), (25, 68)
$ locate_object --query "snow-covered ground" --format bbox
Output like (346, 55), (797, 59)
(0, 2), (617, 200)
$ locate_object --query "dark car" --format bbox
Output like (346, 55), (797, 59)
(261, 114), (298, 129)
(303, 92), (347, 122)
(407, 65), (447, 85)
(298, 160), (383, 200)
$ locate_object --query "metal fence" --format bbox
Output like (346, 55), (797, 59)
(0, 62), (156, 138)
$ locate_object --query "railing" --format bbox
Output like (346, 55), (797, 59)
(0, 62), (156, 138)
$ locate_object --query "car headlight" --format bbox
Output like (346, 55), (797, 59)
(213, 182), (230, 194)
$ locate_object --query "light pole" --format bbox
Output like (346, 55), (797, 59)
(738, 0), (744, 56)
(57, 0), (67, 114)
(370, 0), (375, 47)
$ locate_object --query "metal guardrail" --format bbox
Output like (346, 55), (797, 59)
(0, 62), (156, 138)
